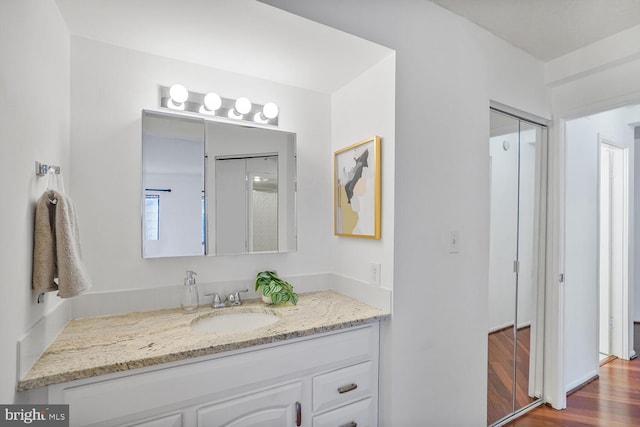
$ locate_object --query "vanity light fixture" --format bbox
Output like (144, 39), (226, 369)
(159, 85), (279, 126)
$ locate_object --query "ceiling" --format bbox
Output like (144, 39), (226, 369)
(54, 0), (392, 93)
(54, 0), (640, 92)
(429, 0), (640, 61)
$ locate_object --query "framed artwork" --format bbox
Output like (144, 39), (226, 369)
(334, 136), (381, 239)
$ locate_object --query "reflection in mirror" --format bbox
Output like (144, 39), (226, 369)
(141, 110), (297, 258)
(487, 109), (546, 425)
(208, 121), (296, 255)
(142, 111), (205, 258)
(215, 156), (278, 254)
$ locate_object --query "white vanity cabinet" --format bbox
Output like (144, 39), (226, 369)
(47, 324), (380, 427)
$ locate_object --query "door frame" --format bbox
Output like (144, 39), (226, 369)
(597, 137), (630, 360)
(550, 99), (637, 410)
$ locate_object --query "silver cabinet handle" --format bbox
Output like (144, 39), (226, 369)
(295, 401), (301, 426)
(337, 383), (358, 394)
(339, 422), (357, 427)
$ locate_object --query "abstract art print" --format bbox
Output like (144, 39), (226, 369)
(334, 136), (381, 239)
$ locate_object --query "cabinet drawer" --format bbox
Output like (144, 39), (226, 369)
(313, 361), (373, 413)
(312, 398), (374, 427)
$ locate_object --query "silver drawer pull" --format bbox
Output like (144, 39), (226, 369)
(339, 422), (357, 427)
(337, 383), (358, 394)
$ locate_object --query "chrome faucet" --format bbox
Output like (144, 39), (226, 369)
(204, 289), (249, 308)
(204, 292), (225, 308)
(227, 289), (249, 305)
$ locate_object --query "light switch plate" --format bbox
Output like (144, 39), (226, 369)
(369, 263), (381, 286)
(448, 230), (460, 253)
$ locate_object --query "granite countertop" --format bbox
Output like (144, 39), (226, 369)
(17, 290), (389, 391)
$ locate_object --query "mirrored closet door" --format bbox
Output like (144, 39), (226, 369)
(487, 108), (547, 426)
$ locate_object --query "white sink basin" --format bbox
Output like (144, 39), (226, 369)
(192, 310), (280, 334)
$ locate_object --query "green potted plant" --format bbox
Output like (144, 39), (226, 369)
(255, 271), (299, 305)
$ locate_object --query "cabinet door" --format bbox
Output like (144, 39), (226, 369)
(197, 382), (303, 427)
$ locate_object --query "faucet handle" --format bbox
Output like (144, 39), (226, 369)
(204, 291), (225, 308)
(229, 289), (249, 305)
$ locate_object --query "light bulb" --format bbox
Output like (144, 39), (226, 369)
(169, 84), (189, 104)
(167, 98), (185, 111)
(228, 109), (243, 120)
(263, 102), (279, 119)
(253, 112), (269, 124)
(235, 97), (252, 115)
(203, 93), (222, 111)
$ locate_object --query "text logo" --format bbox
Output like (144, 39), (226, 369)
(1, 405), (68, 426)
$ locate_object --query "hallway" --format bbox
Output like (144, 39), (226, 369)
(507, 357), (640, 426)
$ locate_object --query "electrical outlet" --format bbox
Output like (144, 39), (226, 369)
(448, 230), (460, 254)
(370, 263), (381, 286)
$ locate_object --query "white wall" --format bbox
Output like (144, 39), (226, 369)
(144, 173), (204, 257)
(69, 37), (333, 294)
(0, 0), (70, 403)
(564, 119), (600, 390)
(331, 54), (396, 289)
(564, 108), (635, 390)
(549, 36), (640, 118)
(261, 1), (549, 424)
(331, 53), (396, 423)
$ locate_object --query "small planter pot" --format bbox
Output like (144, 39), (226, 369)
(261, 294), (273, 304)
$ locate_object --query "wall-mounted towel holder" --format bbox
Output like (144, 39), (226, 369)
(35, 161), (61, 176)
(35, 161), (62, 304)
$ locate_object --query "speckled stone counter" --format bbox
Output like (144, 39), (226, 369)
(17, 290), (388, 391)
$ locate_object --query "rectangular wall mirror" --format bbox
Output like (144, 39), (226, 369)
(141, 110), (297, 258)
(142, 112), (206, 258)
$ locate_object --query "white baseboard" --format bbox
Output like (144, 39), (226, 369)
(565, 369), (598, 395)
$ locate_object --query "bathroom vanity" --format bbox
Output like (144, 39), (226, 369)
(18, 291), (388, 427)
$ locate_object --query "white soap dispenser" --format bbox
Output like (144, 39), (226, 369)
(181, 270), (199, 313)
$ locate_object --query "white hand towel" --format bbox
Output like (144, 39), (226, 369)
(33, 190), (92, 298)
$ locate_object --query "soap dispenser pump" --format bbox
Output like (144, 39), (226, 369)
(181, 270), (199, 313)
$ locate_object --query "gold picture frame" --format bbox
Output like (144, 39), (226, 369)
(334, 136), (381, 239)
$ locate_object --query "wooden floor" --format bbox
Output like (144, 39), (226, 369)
(488, 326), (537, 425)
(506, 357), (640, 426)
